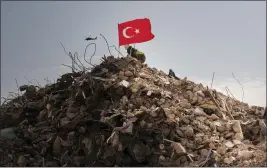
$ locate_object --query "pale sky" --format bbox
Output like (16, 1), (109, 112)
(1, 1), (266, 106)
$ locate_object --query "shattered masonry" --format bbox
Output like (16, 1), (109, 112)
(0, 55), (266, 167)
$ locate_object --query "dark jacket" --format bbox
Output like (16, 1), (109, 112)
(168, 69), (180, 80)
(126, 46), (146, 63)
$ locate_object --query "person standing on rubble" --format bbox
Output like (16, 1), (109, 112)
(124, 45), (146, 63)
(168, 69), (180, 80)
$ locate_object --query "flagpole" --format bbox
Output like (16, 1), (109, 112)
(118, 46), (120, 58)
(117, 23), (120, 58)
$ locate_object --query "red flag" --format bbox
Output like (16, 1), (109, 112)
(118, 18), (155, 46)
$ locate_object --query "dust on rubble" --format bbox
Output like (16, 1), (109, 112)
(0, 55), (266, 167)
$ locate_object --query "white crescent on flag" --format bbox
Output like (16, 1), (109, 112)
(122, 27), (133, 38)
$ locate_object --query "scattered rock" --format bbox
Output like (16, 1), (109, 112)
(132, 142), (148, 163)
(217, 147), (227, 155)
(0, 56), (265, 167)
(139, 72), (150, 79)
(238, 150), (253, 160)
(200, 149), (209, 158)
(74, 156), (86, 166)
(120, 80), (130, 88)
(194, 107), (206, 116)
(171, 142), (186, 155)
(124, 70), (134, 77)
(217, 126), (226, 133)
(232, 120), (242, 133)
(232, 120), (244, 141)
(17, 155), (27, 167)
(0, 127), (16, 140)
(53, 136), (61, 156)
(224, 156), (236, 164)
(224, 141), (234, 148)
(179, 102), (191, 109)
(184, 126), (194, 138)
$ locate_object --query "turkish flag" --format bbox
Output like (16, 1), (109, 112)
(118, 18), (155, 46)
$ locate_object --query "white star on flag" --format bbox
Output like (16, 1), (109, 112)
(135, 29), (140, 34)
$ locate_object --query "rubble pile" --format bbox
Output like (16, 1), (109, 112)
(0, 55), (266, 167)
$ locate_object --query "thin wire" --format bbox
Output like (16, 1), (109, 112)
(83, 43), (96, 68)
(232, 73), (244, 103)
(100, 34), (112, 56)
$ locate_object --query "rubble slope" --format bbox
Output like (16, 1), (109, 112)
(0, 55), (266, 167)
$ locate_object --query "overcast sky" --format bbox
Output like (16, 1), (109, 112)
(1, 1), (266, 106)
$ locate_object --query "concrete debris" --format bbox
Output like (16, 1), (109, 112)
(0, 55), (266, 167)
(0, 127), (16, 140)
(171, 142), (187, 155)
(120, 80), (130, 88)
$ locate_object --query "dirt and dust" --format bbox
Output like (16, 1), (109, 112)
(0, 55), (266, 167)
